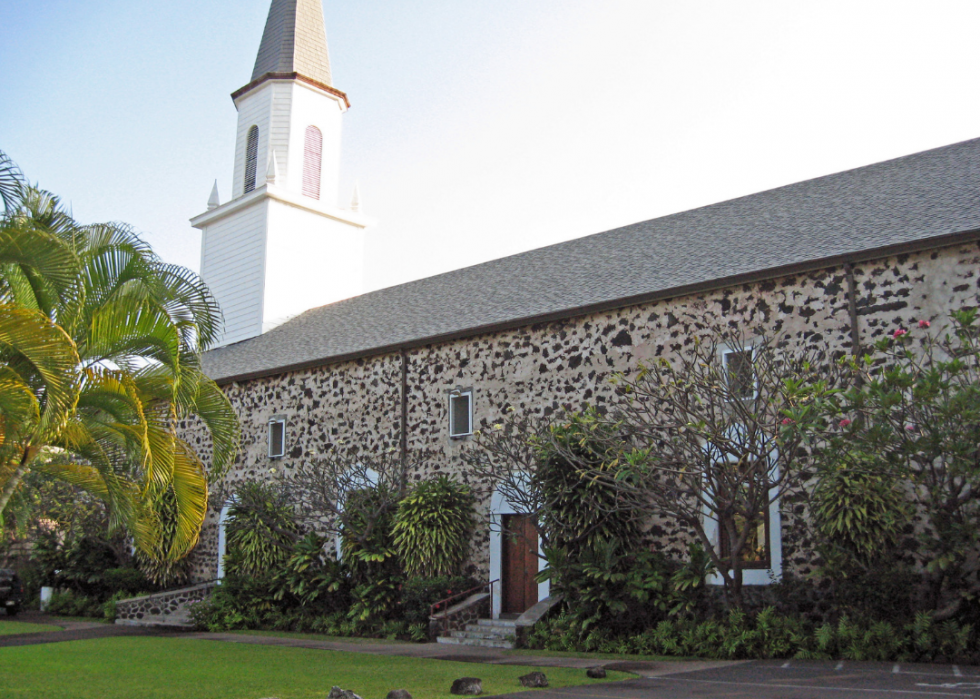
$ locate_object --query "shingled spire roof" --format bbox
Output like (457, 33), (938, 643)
(251, 0), (332, 87)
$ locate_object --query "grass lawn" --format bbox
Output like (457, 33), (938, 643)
(0, 637), (633, 699)
(0, 619), (62, 636)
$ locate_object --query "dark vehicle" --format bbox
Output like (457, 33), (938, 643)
(0, 569), (23, 617)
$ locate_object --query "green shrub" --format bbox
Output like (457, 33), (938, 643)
(46, 589), (103, 618)
(224, 481), (299, 578)
(340, 486), (400, 579)
(392, 476), (475, 578)
(272, 533), (348, 613)
(527, 606), (979, 663)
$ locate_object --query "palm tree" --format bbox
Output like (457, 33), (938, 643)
(0, 149), (239, 564)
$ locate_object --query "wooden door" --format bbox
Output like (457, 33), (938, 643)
(502, 514), (539, 615)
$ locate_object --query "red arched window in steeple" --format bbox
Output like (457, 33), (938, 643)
(303, 126), (322, 199)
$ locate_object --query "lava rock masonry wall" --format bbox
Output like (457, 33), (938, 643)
(184, 242), (980, 583)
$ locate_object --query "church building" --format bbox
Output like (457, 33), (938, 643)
(186, 0), (980, 626)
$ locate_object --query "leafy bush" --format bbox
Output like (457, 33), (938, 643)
(527, 606), (980, 663)
(272, 533), (348, 613)
(392, 476), (475, 578)
(46, 590), (104, 618)
(224, 481), (300, 578)
(340, 486), (399, 578)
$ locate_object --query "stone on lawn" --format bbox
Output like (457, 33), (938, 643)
(586, 667), (607, 679)
(519, 672), (548, 688)
(386, 691), (412, 699)
(327, 687), (363, 699)
(450, 677), (483, 695)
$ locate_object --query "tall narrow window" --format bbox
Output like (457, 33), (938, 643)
(244, 126), (259, 194)
(303, 126), (322, 199)
(449, 389), (473, 438)
(723, 347), (756, 399)
(268, 417), (285, 458)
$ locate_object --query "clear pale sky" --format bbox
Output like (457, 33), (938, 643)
(3, 1), (980, 292)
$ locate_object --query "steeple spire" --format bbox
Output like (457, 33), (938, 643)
(251, 0), (332, 87)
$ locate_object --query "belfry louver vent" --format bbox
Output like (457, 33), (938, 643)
(244, 126), (259, 193)
(303, 126), (322, 199)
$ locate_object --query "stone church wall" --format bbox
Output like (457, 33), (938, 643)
(184, 240), (980, 584)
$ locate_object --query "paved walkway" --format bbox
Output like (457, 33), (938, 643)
(0, 611), (178, 648)
(184, 629), (734, 676)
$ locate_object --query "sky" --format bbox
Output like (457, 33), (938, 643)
(3, 0), (980, 293)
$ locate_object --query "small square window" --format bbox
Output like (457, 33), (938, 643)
(268, 418), (286, 458)
(723, 348), (756, 399)
(449, 390), (473, 438)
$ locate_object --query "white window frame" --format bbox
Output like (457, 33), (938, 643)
(721, 344), (758, 400)
(268, 417), (286, 458)
(448, 388), (473, 438)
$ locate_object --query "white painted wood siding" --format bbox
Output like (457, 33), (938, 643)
(262, 198), (363, 330)
(232, 87), (274, 198)
(200, 201), (268, 346)
(286, 82), (343, 206)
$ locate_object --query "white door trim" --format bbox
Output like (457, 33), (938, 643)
(488, 488), (549, 619)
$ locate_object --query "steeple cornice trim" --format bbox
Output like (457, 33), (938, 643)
(231, 72), (350, 108)
(190, 183), (369, 230)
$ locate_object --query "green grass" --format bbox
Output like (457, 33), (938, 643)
(233, 629), (413, 645)
(0, 619), (62, 636)
(0, 637), (633, 699)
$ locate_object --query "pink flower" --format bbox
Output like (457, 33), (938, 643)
(892, 328), (907, 339)
(839, 419), (852, 428)
(781, 418), (793, 425)
(905, 424), (916, 431)
(918, 320), (931, 329)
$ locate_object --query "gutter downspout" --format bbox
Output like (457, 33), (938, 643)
(400, 348), (408, 494)
(844, 262), (862, 358)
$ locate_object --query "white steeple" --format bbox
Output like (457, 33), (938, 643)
(191, 0), (371, 348)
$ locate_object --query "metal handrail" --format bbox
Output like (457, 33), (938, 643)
(429, 579), (498, 636)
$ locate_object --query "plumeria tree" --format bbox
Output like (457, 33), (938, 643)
(607, 331), (833, 609)
(814, 311), (980, 618)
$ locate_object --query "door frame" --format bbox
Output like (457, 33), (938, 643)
(488, 487), (549, 619)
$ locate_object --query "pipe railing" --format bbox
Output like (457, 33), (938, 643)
(429, 579), (498, 637)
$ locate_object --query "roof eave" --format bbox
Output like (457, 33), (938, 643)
(231, 72), (350, 108)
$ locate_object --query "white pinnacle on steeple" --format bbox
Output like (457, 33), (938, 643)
(207, 180), (220, 210)
(266, 151), (280, 185)
(350, 182), (361, 213)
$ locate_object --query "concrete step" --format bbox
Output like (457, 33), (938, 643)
(449, 627), (514, 641)
(436, 635), (514, 649)
(461, 624), (513, 638)
(476, 618), (518, 628)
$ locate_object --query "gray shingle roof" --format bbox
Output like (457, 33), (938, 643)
(203, 137), (980, 383)
(251, 0), (332, 86)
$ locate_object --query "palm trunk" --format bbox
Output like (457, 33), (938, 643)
(0, 448), (35, 514)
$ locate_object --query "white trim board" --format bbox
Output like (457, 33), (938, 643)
(488, 488), (549, 619)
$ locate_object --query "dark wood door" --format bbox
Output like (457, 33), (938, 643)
(502, 514), (539, 615)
